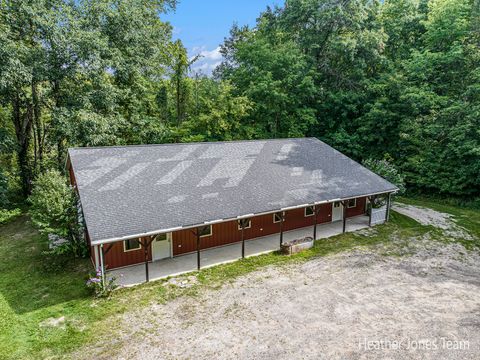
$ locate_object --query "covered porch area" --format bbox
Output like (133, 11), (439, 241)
(109, 215), (370, 287)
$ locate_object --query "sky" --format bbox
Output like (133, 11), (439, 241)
(162, 0), (283, 75)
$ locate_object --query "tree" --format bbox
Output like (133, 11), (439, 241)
(218, 16), (317, 138)
(0, 0), (176, 194)
(29, 169), (84, 257)
(0, 0), (478, 204)
(396, 0), (480, 195)
(363, 156), (406, 194)
(178, 79), (252, 141)
(0, 169), (8, 207)
(168, 40), (200, 126)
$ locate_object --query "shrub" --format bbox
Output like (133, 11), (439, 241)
(86, 269), (119, 298)
(0, 208), (21, 224)
(0, 169), (8, 206)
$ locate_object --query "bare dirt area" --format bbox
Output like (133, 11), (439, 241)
(81, 226), (480, 360)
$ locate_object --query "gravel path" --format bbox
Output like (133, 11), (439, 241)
(83, 251), (479, 359)
(392, 203), (473, 240)
(78, 205), (480, 360)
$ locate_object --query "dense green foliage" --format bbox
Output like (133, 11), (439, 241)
(0, 208), (21, 225)
(29, 169), (84, 257)
(363, 157), (406, 194)
(217, 0), (479, 198)
(0, 0), (478, 203)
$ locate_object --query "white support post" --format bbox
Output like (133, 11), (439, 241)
(94, 245), (101, 271)
(99, 244), (106, 288)
(386, 193), (392, 222)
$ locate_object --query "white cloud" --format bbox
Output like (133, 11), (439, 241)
(189, 46), (223, 76)
(199, 47), (222, 61)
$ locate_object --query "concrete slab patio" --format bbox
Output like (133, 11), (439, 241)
(109, 215), (370, 286)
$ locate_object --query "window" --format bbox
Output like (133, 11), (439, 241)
(155, 233), (167, 242)
(347, 199), (357, 208)
(198, 225), (212, 237)
(124, 239), (141, 252)
(333, 201), (341, 208)
(304, 206), (315, 217)
(238, 218), (251, 230)
(273, 212), (284, 223)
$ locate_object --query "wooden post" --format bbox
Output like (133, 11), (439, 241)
(342, 201), (347, 233)
(99, 243), (114, 287)
(143, 238), (150, 282)
(94, 244), (100, 273)
(313, 205), (319, 240)
(240, 220), (246, 258)
(279, 212), (285, 247)
(100, 244), (106, 288)
(386, 193), (392, 222)
(368, 196), (373, 227)
(196, 229), (201, 270)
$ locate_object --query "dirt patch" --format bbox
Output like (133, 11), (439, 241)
(393, 203), (473, 240)
(77, 238), (480, 360)
(163, 275), (198, 288)
(40, 316), (66, 329)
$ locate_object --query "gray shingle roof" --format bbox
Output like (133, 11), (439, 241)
(68, 138), (397, 244)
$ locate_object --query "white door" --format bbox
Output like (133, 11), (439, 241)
(332, 202), (343, 222)
(152, 233), (171, 261)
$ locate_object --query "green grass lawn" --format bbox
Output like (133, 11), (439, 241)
(0, 199), (476, 359)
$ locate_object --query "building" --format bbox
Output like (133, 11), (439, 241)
(67, 138), (397, 285)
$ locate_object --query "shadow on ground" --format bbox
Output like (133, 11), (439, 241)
(0, 215), (91, 314)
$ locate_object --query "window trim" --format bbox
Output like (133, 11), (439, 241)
(237, 218), (251, 230)
(347, 198), (357, 208)
(123, 238), (142, 252)
(198, 225), (212, 238)
(304, 206), (315, 217)
(273, 212), (285, 223)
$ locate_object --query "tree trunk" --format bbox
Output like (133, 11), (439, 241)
(12, 95), (33, 196)
(32, 82), (43, 172)
(18, 140), (32, 196)
(176, 75), (181, 126)
(57, 139), (65, 172)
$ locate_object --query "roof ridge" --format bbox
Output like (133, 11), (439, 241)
(68, 137), (319, 151)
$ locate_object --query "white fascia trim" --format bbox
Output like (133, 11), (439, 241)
(280, 203), (310, 212)
(203, 219), (224, 225)
(91, 226), (183, 246)
(237, 213), (254, 219)
(90, 189), (398, 246)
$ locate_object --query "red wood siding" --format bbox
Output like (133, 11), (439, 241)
(172, 203), (333, 256)
(67, 156), (77, 187)
(317, 203), (333, 223)
(68, 166), (76, 187)
(86, 232), (95, 266)
(346, 197), (367, 218)
(101, 198), (365, 268)
(172, 221), (240, 255)
(104, 237), (152, 269)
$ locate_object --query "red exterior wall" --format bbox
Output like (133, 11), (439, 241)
(171, 202), (334, 256)
(104, 237), (152, 269)
(346, 197), (367, 218)
(68, 165), (76, 187)
(99, 197), (367, 269)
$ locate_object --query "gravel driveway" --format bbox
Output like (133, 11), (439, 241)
(81, 206), (480, 360)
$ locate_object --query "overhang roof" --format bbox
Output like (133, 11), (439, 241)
(68, 138), (397, 244)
